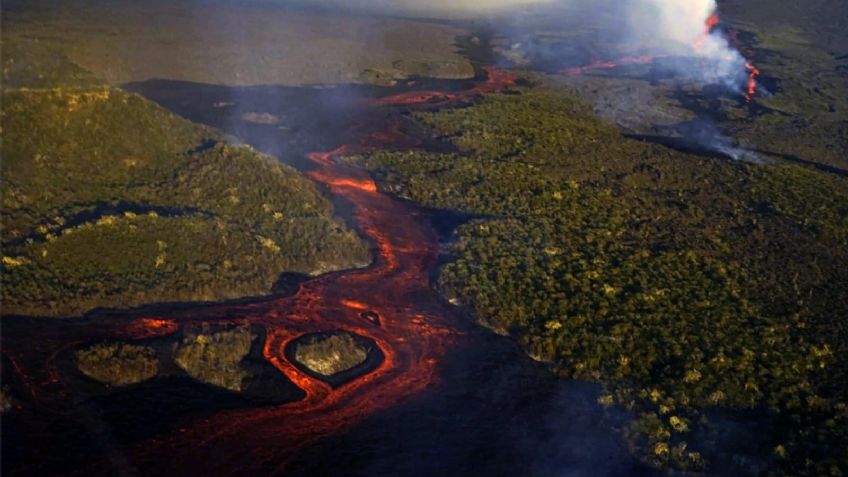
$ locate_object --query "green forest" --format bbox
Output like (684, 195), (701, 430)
(350, 90), (848, 475)
(0, 40), (369, 317)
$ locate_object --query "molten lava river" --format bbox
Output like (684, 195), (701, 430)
(7, 68), (637, 477)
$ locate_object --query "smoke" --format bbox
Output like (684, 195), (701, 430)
(630, 0), (716, 51)
(622, 0), (760, 158)
(631, 0), (751, 92)
(680, 121), (765, 163)
(565, 0), (750, 96)
(269, 0), (755, 95)
(236, 0), (762, 158)
(486, 0), (755, 97)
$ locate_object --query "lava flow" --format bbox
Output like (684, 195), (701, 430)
(561, 10), (760, 102)
(373, 66), (516, 107)
(744, 62), (761, 103)
(560, 54), (659, 76)
(1, 67), (517, 476)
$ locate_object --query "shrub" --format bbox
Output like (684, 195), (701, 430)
(75, 342), (158, 386)
(294, 333), (369, 376)
(174, 325), (254, 391)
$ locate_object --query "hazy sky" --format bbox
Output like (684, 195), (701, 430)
(277, 0), (552, 17)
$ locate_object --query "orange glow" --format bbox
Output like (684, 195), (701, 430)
(744, 62), (760, 102)
(8, 67), (514, 475)
(561, 55), (658, 76)
(122, 317), (179, 338)
(562, 10), (760, 104)
(323, 177), (378, 192)
(372, 66), (516, 107)
(693, 11), (720, 51)
(705, 12), (720, 32)
(341, 299), (369, 310)
(4, 354), (39, 400)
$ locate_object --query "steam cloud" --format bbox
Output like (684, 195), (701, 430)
(632, 0), (717, 51)
(627, 0), (752, 92)
(285, 0), (754, 95)
(282, 0), (760, 159)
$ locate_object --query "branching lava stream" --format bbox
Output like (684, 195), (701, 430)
(2, 67), (517, 476)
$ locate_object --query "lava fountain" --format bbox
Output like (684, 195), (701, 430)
(561, 2), (760, 102)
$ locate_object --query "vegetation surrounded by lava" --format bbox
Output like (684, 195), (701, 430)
(69, 324), (304, 402)
(351, 90), (848, 474)
(174, 325), (255, 391)
(0, 43), (370, 317)
(292, 333), (371, 377)
(76, 342), (159, 386)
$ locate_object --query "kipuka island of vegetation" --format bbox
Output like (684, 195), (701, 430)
(293, 332), (371, 377)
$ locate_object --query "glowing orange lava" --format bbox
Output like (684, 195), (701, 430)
(341, 299), (370, 310)
(561, 54), (658, 76)
(123, 317), (180, 338)
(705, 12), (720, 32)
(373, 66), (516, 107)
(692, 11), (721, 51)
(3, 67), (517, 475)
(744, 62), (760, 103)
(562, 10), (760, 102)
(315, 175), (378, 193)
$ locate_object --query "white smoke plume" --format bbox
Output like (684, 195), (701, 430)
(281, 0), (756, 95)
(632, 0), (716, 50)
(627, 0), (752, 92)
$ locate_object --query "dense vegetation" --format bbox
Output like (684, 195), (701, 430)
(293, 333), (370, 377)
(174, 325), (254, 391)
(351, 91), (848, 475)
(0, 43), (369, 317)
(75, 342), (159, 386)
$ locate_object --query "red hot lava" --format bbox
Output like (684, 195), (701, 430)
(560, 54), (658, 76)
(744, 62), (760, 103)
(705, 12), (720, 32)
(561, 10), (760, 102)
(373, 66), (516, 107)
(1, 67), (517, 476)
